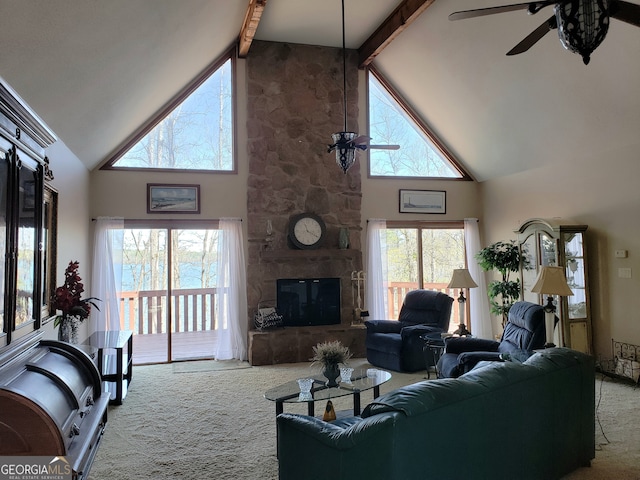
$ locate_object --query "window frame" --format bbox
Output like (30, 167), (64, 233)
(101, 47), (237, 174)
(40, 184), (58, 324)
(366, 66), (472, 181)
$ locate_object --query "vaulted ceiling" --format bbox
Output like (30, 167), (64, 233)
(1, 0), (639, 182)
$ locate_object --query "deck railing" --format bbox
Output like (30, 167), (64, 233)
(119, 283), (460, 335)
(119, 288), (219, 335)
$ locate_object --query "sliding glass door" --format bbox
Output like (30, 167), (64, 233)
(121, 226), (219, 364)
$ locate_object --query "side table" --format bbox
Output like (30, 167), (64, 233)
(420, 333), (446, 379)
(86, 330), (133, 405)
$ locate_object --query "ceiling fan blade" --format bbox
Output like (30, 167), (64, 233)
(610, 0), (640, 27)
(352, 135), (400, 150)
(352, 135), (371, 145)
(448, 1), (555, 21)
(506, 15), (557, 55)
(369, 145), (400, 150)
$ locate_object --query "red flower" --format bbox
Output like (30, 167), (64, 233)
(51, 261), (100, 325)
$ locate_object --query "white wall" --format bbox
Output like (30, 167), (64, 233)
(43, 139), (92, 341)
(481, 141), (640, 358)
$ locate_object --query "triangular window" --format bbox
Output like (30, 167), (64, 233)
(368, 68), (468, 179)
(104, 54), (234, 172)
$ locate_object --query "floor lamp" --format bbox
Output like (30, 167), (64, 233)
(530, 266), (574, 348)
(448, 269), (478, 336)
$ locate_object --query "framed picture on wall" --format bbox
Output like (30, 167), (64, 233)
(399, 189), (446, 214)
(147, 184), (201, 214)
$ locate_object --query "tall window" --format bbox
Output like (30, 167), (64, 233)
(103, 52), (234, 172)
(368, 67), (469, 179)
(385, 223), (465, 329)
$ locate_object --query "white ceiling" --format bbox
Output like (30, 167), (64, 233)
(1, 0), (639, 181)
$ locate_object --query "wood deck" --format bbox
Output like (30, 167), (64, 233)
(133, 330), (218, 365)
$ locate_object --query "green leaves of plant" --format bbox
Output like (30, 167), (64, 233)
(476, 240), (522, 326)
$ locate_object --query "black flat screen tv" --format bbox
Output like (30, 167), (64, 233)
(276, 278), (341, 327)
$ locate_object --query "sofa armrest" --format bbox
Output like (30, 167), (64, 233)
(277, 413), (398, 480)
(400, 323), (441, 340)
(444, 337), (500, 354)
(457, 351), (504, 374)
(365, 320), (402, 334)
(277, 413), (396, 450)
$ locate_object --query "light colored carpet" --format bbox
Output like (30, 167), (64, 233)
(171, 359), (251, 373)
(88, 359), (640, 480)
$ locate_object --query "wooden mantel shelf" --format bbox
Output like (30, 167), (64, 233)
(259, 249), (360, 261)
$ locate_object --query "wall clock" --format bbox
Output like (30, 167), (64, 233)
(289, 213), (326, 250)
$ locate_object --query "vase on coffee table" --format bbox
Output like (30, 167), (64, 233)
(323, 363), (340, 387)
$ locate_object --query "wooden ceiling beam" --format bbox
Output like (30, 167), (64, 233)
(238, 0), (267, 58)
(358, 0), (436, 68)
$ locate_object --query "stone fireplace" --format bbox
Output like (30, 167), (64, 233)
(245, 41), (365, 365)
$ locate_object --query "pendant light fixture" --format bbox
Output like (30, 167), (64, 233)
(327, 0), (367, 174)
(555, 0), (610, 65)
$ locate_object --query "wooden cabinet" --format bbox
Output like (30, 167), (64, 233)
(0, 78), (56, 349)
(516, 218), (592, 354)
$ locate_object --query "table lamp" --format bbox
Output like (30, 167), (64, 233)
(447, 268), (478, 336)
(530, 266), (573, 348)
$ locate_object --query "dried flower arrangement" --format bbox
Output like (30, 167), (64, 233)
(311, 340), (352, 368)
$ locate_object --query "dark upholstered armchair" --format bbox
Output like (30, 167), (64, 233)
(436, 301), (552, 378)
(364, 290), (453, 372)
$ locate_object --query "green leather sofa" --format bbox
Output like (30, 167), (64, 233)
(277, 348), (595, 480)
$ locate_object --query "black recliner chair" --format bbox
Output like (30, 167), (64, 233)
(436, 300), (553, 378)
(364, 289), (453, 372)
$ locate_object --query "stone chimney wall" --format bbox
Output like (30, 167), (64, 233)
(245, 41), (364, 336)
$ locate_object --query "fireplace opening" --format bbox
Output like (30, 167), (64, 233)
(276, 278), (341, 326)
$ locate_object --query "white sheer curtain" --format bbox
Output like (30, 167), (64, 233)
(464, 218), (493, 339)
(214, 218), (248, 361)
(91, 217), (124, 333)
(366, 219), (388, 320)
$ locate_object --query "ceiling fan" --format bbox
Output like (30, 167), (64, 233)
(449, 0), (640, 64)
(327, 0), (400, 174)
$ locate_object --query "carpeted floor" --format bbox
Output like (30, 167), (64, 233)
(88, 358), (640, 480)
(171, 359), (251, 374)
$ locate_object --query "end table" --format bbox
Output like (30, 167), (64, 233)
(86, 330), (133, 405)
(420, 332), (446, 379)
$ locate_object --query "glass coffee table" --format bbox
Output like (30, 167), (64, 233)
(264, 368), (392, 417)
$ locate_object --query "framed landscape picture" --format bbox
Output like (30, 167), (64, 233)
(399, 189), (446, 214)
(147, 184), (200, 214)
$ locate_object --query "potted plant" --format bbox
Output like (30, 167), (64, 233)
(475, 240), (521, 328)
(51, 261), (101, 344)
(311, 340), (352, 387)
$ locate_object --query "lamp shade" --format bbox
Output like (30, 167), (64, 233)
(530, 266), (574, 296)
(447, 269), (478, 289)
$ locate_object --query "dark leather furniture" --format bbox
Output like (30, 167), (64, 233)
(277, 348), (595, 480)
(364, 290), (453, 372)
(437, 300), (550, 378)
